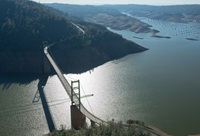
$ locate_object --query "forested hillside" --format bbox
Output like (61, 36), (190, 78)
(0, 0), (147, 73)
(0, 0), (78, 51)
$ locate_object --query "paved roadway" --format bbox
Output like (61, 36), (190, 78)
(71, 22), (85, 34)
(44, 46), (106, 124)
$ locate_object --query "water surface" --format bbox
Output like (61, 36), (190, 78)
(0, 19), (200, 136)
(68, 20), (200, 136)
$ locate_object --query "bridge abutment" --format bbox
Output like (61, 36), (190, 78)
(71, 105), (86, 130)
(91, 120), (96, 128)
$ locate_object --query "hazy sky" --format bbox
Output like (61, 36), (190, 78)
(32, 0), (200, 5)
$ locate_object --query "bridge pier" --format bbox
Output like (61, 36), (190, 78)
(71, 105), (86, 130)
(71, 80), (86, 129)
(91, 120), (96, 128)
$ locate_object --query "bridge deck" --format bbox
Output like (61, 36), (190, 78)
(44, 47), (106, 124)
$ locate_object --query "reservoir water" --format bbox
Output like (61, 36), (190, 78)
(0, 19), (200, 136)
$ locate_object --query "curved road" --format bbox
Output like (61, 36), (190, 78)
(71, 22), (85, 35)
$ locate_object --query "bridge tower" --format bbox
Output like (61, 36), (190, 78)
(43, 41), (51, 73)
(70, 80), (86, 129)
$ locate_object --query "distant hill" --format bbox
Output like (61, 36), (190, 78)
(47, 4), (157, 34)
(47, 4), (200, 35)
(0, 0), (147, 73)
(107, 4), (200, 23)
(47, 4), (122, 18)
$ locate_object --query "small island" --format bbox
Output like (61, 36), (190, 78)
(151, 35), (171, 39)
(150, 30), (171, 39)
(186, 38), (199, 41)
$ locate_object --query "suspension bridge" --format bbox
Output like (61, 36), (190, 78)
(43, 43), (171, 136)
(43, 42), (106, 129)
(42, 23), (170, 136)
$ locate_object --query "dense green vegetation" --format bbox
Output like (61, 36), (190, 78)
(48, 120), (151, 136)
(0, 0), (128, 51)
(0, 0), (78, 51)
(0, 0), (147, 73)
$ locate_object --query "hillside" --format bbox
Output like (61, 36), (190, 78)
(108, 4), (200, 23)
(47, 4), (157, 34)
(47, 4), (200, 34)
(0, 0), (147, 74)
(0, 0), (78, 50)
(47, 4), (200, 40)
